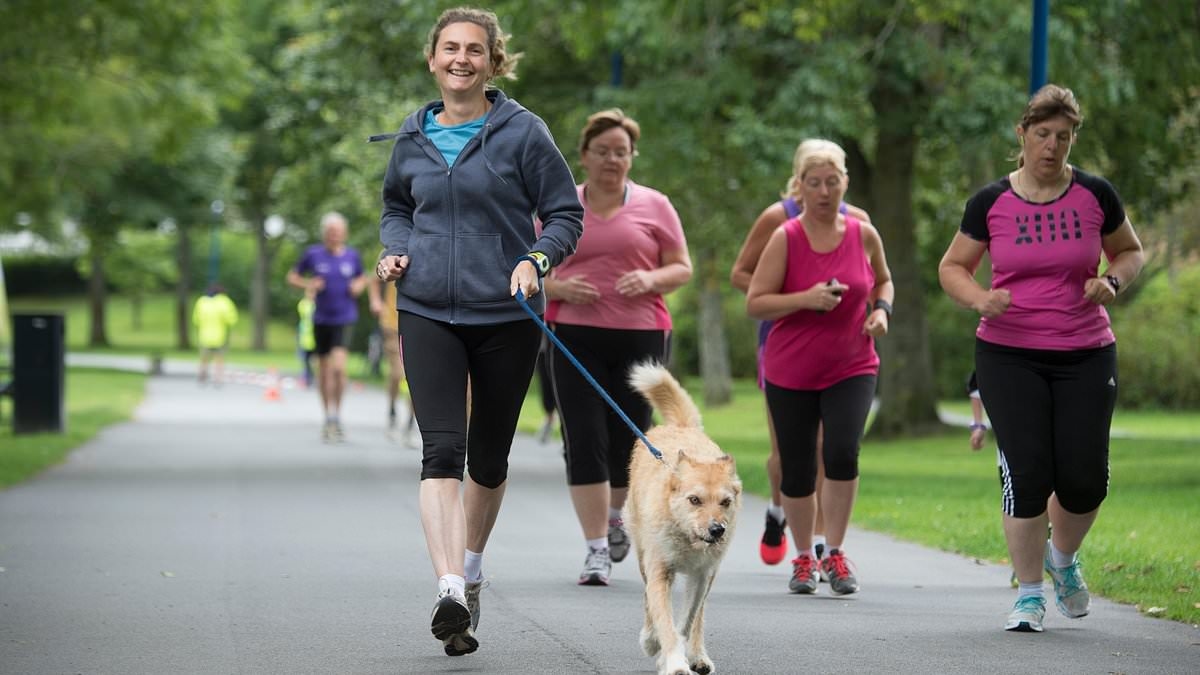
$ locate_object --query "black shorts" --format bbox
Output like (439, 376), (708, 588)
(313, 323), (353, 356)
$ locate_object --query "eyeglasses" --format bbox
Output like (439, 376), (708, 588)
(587, 147), (635, 161)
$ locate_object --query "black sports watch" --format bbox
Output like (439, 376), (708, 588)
(1105, 274), (1121, 294)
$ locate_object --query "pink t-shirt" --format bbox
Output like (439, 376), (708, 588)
(959, 168), (1126, 350)
(545, 181), (686, 330)
(763, 216), (880, 390)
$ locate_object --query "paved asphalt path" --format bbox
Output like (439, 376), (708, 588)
(1, 371), (1197, 674)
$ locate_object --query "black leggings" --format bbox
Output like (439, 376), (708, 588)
(764, 375), (877, 498)
(399, 312), (541, 488)
(975, 339), (1117, 518)
(549, 324), (669, 487)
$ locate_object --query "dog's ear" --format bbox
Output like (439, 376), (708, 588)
(717, 453), (736, 466)
(675, 449), (691, 467)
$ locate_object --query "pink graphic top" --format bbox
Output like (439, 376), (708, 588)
(545, 181), (686, 330)
(959, 168), (1126, 350)
(763, 216), (880, 390)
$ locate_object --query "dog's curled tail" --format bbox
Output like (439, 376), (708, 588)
(628, 361), (702, 429)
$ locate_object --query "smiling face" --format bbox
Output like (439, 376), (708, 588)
(1018, 114), (1076, 180)
(580, 125), (635, 188)
(427, 21), (492, 98)
(798, 162), (848, 219)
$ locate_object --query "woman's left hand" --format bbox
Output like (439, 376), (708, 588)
(511, 260), (541, 299)
(862, 309), (889, 338)
(615, 270), (655, 297)
(1083, 276), (1117, 305)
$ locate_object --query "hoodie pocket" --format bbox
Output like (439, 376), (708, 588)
(399, 234), (451, 306)
(456, 233), (512, 306)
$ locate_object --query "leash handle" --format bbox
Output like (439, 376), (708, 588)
(514, 290), (663, 461)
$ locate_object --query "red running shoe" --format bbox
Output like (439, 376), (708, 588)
(759, 510), (788, 565)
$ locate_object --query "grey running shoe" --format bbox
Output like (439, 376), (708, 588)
(608, 518), (631, 563)
(578, 547), (611, 586)
(820, 548), (860, 595)
(1044, 541), (1090, 618)
(1004, 595), (1046, 632)
(465, 578), (489, 631)
(788, 553), (819, 594)
(431, 588), (476, 655)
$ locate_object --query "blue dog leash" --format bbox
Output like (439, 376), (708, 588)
(514, 290), (664, 462)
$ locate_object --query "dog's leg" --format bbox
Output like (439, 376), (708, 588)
(681, 570), (717, 675)
(642, 558), (689, 675)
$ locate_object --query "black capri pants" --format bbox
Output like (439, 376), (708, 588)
(399, 311), (541, 489)
(975, 338), (1117, 518)
(764, 374), (877, 498)
(549, 324), (669, 487)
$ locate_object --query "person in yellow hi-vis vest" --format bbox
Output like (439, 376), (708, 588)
(297, 286), (317, 388)
(192, 283), (239, 385)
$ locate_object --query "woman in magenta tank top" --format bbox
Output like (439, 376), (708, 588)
(746, 139), (894, 596)
(939, 85), (1144, 633)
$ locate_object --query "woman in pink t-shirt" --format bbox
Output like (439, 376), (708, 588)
(746, 139), (894, 597)
(544, 109), (693, 586)
(939, 84), (1144, 634)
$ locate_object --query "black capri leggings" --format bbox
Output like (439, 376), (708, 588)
(399, 312), (541, 488)
(975, 338), (1117, 518)
(764, 375), (877, 498)
(549, 324), (669, 487)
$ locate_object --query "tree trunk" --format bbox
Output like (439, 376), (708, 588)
(867, 78), (942, 437)
(697, 249), (731, 406)
(87, 235), (109, 348)
(250, 211), (271, 351)
(176, 224), (192, 351)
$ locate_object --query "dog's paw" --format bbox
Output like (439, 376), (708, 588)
(640, 626), (661, 656)
(690, 655), (714, 675)
(658, 653), (691, 675)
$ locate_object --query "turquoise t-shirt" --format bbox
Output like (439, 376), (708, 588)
(424, 108), (487, 167)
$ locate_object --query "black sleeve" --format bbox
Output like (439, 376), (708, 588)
(1074, 169), (1127, 235)
(965, 371), (979, 397)
(958, 180), (1008, 242)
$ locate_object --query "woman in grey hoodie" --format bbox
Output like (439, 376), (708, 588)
(374, 7), (582, 658)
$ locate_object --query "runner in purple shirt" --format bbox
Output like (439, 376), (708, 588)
(287, 212), (367, 442)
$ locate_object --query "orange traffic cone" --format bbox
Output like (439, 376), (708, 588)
(263, 367), (282, 401)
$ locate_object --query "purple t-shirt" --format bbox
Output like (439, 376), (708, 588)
(959, 168), (1126, 350)
(294, 244), (364, 325)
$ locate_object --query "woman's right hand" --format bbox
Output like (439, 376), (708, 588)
(552, 275), (601, 304)
(973, 289), (1011, 318)
(807, 280), (848, 312)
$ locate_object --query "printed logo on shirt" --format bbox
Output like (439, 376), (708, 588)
(340, 261), (356, 278)
(1014, 209), (1082, 245)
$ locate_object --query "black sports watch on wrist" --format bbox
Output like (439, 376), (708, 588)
(1105, 274), (1121, 294)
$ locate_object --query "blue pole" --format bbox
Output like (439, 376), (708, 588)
(610, 51), (623, 88)
(1031, 0), (1049, 95)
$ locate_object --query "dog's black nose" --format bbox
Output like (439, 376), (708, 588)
(708, 522), (726, 540)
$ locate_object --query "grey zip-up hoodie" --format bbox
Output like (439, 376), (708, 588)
(377, 89), (583, 324)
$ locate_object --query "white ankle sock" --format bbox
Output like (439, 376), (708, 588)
(439, 574), (466, 598)
(608, 507), (622, 522)
(586, 537), (608, 551)
(1017, 581), (1044, 599)
(464, 549), (484, 583)
(1049, 541), (1076, 568)
(813, 534), (827, 549)
(767, 504), (785, 521)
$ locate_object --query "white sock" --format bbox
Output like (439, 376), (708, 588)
(1049, 541), (1076, 568)
(439, 574), (466, 598)
(813, 534), (827, 549)
(766, 504), (785, 521)
(464, 549), (484, 583)
(1017, 581), (1044, 599)
(586, 537), (608, 552)
(608, 507), (623, 522)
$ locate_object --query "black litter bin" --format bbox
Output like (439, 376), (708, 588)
(12, 313), (65, 434)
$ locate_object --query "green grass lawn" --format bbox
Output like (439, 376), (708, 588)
(0, 368), (146, 488)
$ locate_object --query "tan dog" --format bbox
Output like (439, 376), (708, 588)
(625, 362), (742, 675)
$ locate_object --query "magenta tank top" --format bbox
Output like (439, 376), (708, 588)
(762, 216), (880, 390)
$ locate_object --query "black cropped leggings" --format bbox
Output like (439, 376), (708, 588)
(764, 375), (877, 498)
(975, 339), (1117, 518)
(399, 312), (541, 488)
(549, 324), (669, 487)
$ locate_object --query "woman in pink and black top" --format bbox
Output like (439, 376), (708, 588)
(939, 85), (1144, 634)
(545, 109), (693, 586)
(746, 139), (894, 596)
